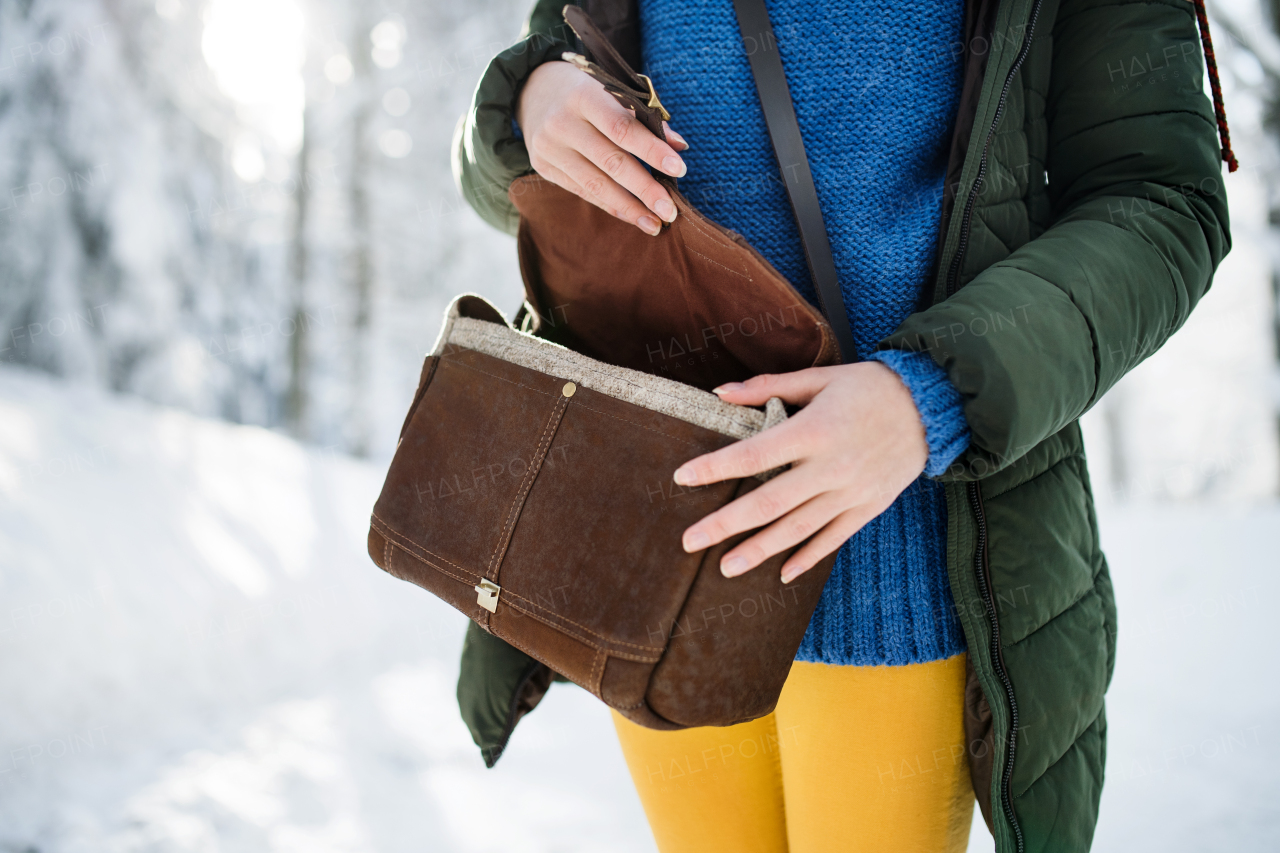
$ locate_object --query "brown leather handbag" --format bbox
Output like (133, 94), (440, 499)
(367, 3), (848, 730)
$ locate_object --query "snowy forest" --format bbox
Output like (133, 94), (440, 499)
(0, 0), (529, 458)
(0, 0), (1277, 492)
(1, 0), (1279, 849)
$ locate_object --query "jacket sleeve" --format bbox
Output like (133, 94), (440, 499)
(879, 0), (1231, 478)
(452, 0), (576, 234)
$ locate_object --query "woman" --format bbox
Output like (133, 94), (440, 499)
(452, 1), (1232, 850)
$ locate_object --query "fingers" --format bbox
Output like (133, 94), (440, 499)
(529, 112), (670, 234)
(673, 419), (805, 489)
(779, 506), (878, 582)
(580, 91), (687, 180)
(564, 121), (679, 225)
(712, 368), (836, 407)
(680, 465), (821, 554)
(522, 61), (686, 234)
(533, 160), (663, 236)
(537, 148), (664, 237)
(663, 122), (689, 151)
(556, 149), (666, 235)
(717, 490), (848, 577)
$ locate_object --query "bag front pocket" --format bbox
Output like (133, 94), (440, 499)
(370, 347), (571, 619)
(497, 381), (736, 669)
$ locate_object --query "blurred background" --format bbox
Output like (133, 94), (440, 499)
(0, 0), (1277, 849)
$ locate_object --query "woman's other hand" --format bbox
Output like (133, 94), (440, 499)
(516, 60), (689, 236)
(675, 364), (930, 583)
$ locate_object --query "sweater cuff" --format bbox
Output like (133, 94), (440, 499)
(867, 350), (971, 476)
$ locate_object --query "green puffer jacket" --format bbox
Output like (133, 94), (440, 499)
(451, 1), (1231, 850)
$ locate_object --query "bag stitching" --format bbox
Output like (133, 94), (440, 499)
(502, 601), (661, 662)
(502, 587), (665, 652)
(373, 516), (668, 657)
(569, 399), (707, 450)
(487, 396), (568, 578)
(686, 246), (753, 280)
(376, 533), (472, 587)
(370, 514), (476, 581)
(677, 204), (754, 271)
(600, 650), (661, 663)
(379, 537), (477, 591)
(666, 201), (827, 323)
(371, 514), (472, 576)
(590, 648), (605, 696)
(490, 621), (599, 680)
(442, 353), (557, 399)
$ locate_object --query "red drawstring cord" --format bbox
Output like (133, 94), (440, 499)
(1191, 0), (1239, 172)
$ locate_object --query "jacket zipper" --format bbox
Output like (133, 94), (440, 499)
(944, 3), (1044, 852)
(969, 481), (1023, 853)
(945, 0), (1045, 298)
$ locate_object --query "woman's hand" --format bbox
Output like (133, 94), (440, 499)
(675, 363), (929, 583)
(516, 60), (689, 236)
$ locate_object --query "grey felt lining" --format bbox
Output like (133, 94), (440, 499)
(432, 294), (788, 443)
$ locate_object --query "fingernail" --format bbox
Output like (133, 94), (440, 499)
(781, 564), (803, 584)
(684, 530), (709, 552)
(654, 198), (676, 223)
(712, 382), (745, 395)
(673, 465), (696, 486)
(662, 155), (687, 178)
(667, 128), (688, 149)
(638, 215), (661, 236)
(721, 555), (748, 577)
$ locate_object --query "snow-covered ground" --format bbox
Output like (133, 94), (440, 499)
(0, 366), (647, 853)
(0, 366), (1276, 851)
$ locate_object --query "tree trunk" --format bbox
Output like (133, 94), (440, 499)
(347, 21), (375, 457)
(286, 103), (312, 438)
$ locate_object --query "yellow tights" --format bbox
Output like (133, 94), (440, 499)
(612, 654), (974, 853)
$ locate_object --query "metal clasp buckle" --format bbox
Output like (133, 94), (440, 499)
(475, 579), (501, 613)
(635, 73), (671, 121)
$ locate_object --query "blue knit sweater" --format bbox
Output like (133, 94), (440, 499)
(639, 0), (970, 665)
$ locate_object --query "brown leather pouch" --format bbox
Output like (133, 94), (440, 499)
(368, 6), (838, 730)
(510, 172), (838, 391)
(508, 7), (838, 391)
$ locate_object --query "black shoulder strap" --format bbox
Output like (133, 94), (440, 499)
(731, 0), (857, 364)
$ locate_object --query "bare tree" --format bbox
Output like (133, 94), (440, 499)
(286, 98), (313, 438)
(346, 17), (375, 457)
(1211, 1), (1280, 489)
